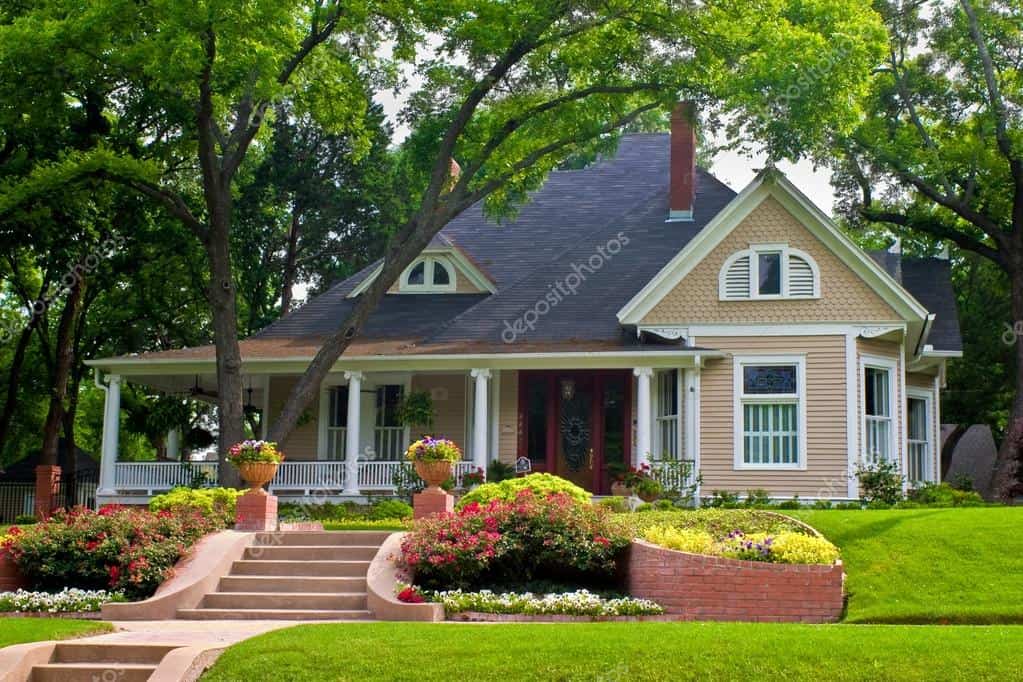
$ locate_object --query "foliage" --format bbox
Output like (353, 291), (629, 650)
(855, 461), (904, 505)
(704, 490), (742, 508)
(775, 496), (803, 510)
(425, 589), (663, 617)
(322, 519), (410, 531)
(401, 491), (628, 591)
(643, 526), (838, 565)
(596, 497), (630, 514)
(404, 436), (462, 463)
(643, 526), (716, 555)
(12, 515), (36, 525)
(4, 505), (224, 599)
(456, 473), (590, 509)
(614, 509), (810, 540)
(745, 489), (772, 507)
(226, 440), (285, 465)
(368, 499), (413, 521)
(149, 487), (243, 526)
(391, 462), (427, 502)
(278, 499), (412, 523)
(0, 588), (126, 613)
(460, 467), (486, 488)
(907, 483), (984, 508)
(486, 459), (516, 483)
(395, 391), (435, 431)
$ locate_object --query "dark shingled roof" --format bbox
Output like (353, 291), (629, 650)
(205, 134), (962, 357)
(868, 251), (962, 352)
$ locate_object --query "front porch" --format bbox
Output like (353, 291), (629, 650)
(91, 353), (708, 504)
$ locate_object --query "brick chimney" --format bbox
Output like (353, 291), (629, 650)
(669, 102), (696, 221)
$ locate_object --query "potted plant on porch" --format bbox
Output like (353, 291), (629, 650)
(227, 440), (285, 489)
(620, 463), (662, 502)
(405, 436), (463, 491)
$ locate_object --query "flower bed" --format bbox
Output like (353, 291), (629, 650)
(643, 526), (840, 565)
(3, 505), (226, 600)
(400, 490), (628, 590)
(426, 589), (663, 617)
(0, 588), (125, 614)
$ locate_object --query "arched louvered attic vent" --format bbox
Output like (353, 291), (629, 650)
(719, 246), (819, 300)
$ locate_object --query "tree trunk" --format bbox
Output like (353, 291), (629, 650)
(205, 195), (244, 488)
(39, 276), (85, 467)
(993, 264), (1023, 501)
(0, 321), (38, 452)
(61, 369), (81, 506)
(280, 205), (301, 315)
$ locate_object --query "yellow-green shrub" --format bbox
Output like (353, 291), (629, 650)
(763, 532), (840, 565)
(643, 526), (715, 555)
(456, 473), (590, 509)
(149, 487), (242, 525)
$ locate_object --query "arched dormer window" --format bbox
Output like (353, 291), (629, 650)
(719, 245), (820, 300)
(400, 256), (457, 293)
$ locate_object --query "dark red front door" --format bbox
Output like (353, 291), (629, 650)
(517, 370), (631, 494)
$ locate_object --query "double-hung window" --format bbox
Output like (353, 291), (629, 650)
(326, 386), (349, 460)
(655, 370), (680, 460)
(734, 357), (805, 468)
(863, 362), (895, 463)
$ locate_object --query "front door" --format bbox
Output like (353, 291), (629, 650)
(518, 370), (632, 494)
(555, 376), (596, 489)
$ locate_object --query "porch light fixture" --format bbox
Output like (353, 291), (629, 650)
(560, 379), (575, 402)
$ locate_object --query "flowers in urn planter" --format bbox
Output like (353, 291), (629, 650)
(226, 440), (284, 465)
(404, 436), (462, 463)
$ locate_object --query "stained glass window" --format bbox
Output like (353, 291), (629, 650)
(742, 365), (797, 395)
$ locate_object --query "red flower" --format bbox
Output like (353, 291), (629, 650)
(593, 536), (610, 547)
(397, 587), (425, 604)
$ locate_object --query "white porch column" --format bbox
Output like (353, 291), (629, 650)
(97, 374), (122, 495)
(343, 371), (363, 495)
(166, 428), (181, 460)
(634, 367), (653, 468)
(471, 369), (491, 470)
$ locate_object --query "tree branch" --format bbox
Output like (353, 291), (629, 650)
(860, 206), (1005, 266)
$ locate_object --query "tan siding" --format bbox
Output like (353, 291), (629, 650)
(267, 376), (319, 461)
(410, 374), (467, 444)
(498, 370), (519, 464)
(698, 335), (849, 498)
(907, 371), (937, 390)
(642, 197), (899, 324)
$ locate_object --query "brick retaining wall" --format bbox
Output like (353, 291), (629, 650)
(626, 540), (844, 623)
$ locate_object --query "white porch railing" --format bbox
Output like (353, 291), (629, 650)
(113, 462), (220, 494)
(113, 459), (482, 495)
(650, 458), (697, 493)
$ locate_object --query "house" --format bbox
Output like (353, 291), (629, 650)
(86, 105), (961, 505)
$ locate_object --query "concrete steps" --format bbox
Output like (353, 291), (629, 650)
(28, 643), (180, 682)
(178, 531), (386, 621)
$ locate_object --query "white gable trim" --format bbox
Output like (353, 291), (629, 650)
(347, 247), (496, 298)
(616, 168), (930, 326)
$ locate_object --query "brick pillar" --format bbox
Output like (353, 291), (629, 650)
(413, 488), (454, 520)
(235, 489), (278, 531)
(34, 465), (61, 520)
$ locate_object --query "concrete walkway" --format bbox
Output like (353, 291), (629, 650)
(85, 619), (331, 647)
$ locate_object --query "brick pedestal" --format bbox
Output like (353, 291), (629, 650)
(235, 489), (278, 531)
(34, 465), (61, 520)
(413, 488), (454, 519)
(0, 553), (27, 591)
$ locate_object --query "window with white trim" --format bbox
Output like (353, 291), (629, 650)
(399, 256), (456, 293)
(655, 370), (680, 460)
(719, 245), (819, 300)
(863, 365), (893, 463)
(326, 386), (348, 461)
(735, 358), (804, 468)
(907, 394), (931, 483)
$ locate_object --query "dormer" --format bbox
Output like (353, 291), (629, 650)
(347, 242), (496, 298)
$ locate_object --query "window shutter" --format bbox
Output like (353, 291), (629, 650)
(787, 254), (815, 297)
(723, 254), (751, 299)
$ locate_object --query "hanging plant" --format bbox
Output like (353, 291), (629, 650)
(396, 390), (435, 429)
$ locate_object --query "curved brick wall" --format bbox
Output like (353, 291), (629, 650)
(626, 540), (844, 623)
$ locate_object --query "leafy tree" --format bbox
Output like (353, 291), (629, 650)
(265, 0), (889, 442)
(830, 0), (1023, 498)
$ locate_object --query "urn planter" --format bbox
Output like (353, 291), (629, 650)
(237, 461), (280, 490)
(414, 460), (453, 491)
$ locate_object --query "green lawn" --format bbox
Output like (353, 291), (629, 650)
(0, 618), (112, 649)
(201, 622), (1023, 681)
(788, 507), (1023, 624)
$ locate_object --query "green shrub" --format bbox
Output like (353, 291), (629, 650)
(812, 499), (833, 510)
(704, 490), (741, 508)
(368, 499), (413, 520)
(774, 496), (802, 510)
(653, 499), (675, 511)
(835, 501), (862, 510)
(856, 461), (904, 505)
(487, 459), (516, 483)
(908, 482), (985, 507)
(596, 496), (630, 513)
(744, 489), (772, 507)
(948, 473), (974, 492)
(149, 487), (242, 526)
(866, 499), (892, 510)
(456, 473), (590, 509)
(635, 503), (654, 513)
(6, 506), (222, 599)
(13, 515), (37, 525)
